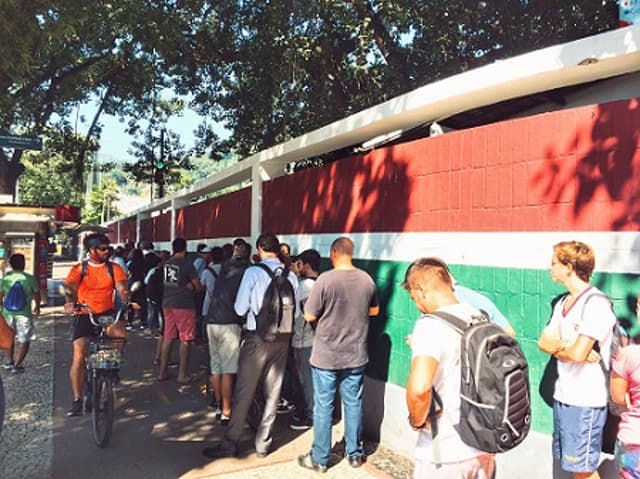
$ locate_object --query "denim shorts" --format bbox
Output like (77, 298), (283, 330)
(552, 400), (607, 473)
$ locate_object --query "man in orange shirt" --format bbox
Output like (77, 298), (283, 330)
(63, 233), (131, 417)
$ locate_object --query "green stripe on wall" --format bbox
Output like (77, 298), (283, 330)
(351, 258), (640, 435)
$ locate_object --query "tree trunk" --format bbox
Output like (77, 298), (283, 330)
(0, 149), (25, 198)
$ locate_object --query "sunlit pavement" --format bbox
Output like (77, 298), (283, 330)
(0, 259), (413, 479)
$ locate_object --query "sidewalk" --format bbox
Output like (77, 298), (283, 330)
(0, 306), (415, 479)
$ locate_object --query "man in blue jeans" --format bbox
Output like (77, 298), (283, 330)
(298, 237), (379, 473)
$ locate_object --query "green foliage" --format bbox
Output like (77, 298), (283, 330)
(82, 178), (121, 224)
(173, 0), (619, 161)
(18, 126), (98, 206)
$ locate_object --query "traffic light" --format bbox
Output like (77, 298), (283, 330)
(154, 159), (165, 170)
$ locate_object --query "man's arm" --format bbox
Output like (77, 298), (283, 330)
(115, 280), (130, 305)
(406, 355), (439, 429)
(234, 270), (252, 316)
(33, 289), (41, 316)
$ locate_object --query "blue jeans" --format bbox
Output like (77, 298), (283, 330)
(311, 365), (365, 466)
(295, 347), (314, 419)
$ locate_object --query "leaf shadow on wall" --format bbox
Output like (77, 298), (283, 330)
(532, 98), (640, 337)
(263, 145), (414, 442)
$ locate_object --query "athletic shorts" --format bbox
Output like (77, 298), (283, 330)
(163, 308), (195, 341)
(552, 400), (607, 473)
(5, 315), (34, 343)
(72, 314), (103, 341)
(206, 323), (241, 374)
(616, 440), (640, 479)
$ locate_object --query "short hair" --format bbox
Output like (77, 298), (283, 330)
(331, 237), (354, 257)
(139, 240), (154, 250)
(210, 246), (224, 263)
(402, 257), (453, 292)
(84, 233), (110, 250)
(196, 243), (208, 253)
(9, 253), (25, 271)
(172, 238), (187, 253)
(553, 241), (595, 282)
(233, 240), (251, 260)
(299, 249), (321, 272)
(256, 233), (280, 254)
(222, 243), (233, 259)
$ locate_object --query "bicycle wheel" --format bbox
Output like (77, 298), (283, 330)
(92, 375), (114, 447)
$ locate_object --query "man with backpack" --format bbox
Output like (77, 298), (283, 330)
(403, 257), (496, 478)
(202, 233), (298, 459)
(298, 237), (379, 473)
(538, 240), (616, 479)
(63, 233), (130, 417)
(204, 240), (250, 423)
(0, 253), (41, 374)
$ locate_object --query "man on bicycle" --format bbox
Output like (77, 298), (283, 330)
(63, 233), (131, 417)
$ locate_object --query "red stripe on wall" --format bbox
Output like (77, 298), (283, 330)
(181, 187), (251, 240)
(263, 98), (640, 234)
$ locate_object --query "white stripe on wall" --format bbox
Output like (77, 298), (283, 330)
(279, 231), (640, 274)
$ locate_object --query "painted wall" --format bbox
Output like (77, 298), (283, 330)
(106, 98), (640, 465)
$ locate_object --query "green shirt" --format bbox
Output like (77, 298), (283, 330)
(1, 271), (38, 317)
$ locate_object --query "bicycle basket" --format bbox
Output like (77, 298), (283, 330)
(87, 349), (122, 370)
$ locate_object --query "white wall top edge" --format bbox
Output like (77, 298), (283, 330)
(279, 231), (640, 275)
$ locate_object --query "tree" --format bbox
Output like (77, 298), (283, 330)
(174, 1), (619, 160)
(18, 126), (98, 206)
(0, 1), (204, 196)
(83, 178), (121, 225)
(123, 99), (192, 199)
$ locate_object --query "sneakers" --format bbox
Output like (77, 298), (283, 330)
(298, 452), (327, 473)
(67, 399), (83, 417)
(10, 364), (24, 374)
(289, 415), (313, 431)
(220, 413), (230, 426)
(276, 398), (295, 415)
(3, 362), (14, 370)
(347, 454), (365, 468)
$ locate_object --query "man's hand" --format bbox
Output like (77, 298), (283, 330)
(63, 302), (75, 314)
(586, 349), (601, 363)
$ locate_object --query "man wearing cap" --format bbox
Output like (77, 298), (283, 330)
(63, 233), (131, 417)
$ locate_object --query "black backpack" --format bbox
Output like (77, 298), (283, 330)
(253, 263), (295, 341)
(430, 310), (531, 455)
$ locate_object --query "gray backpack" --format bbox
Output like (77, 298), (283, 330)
(430, 310), (531, 456)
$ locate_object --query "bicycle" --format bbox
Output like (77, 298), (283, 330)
(80, 302), (128, 447)
(62, 283), (139, 448)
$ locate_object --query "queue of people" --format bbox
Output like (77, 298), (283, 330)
(3, 231), (637, 478)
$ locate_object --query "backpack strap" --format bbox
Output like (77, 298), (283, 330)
(430, 310), (470, 334)
(429, 388), (444, 468)
(253, 262), (276, 279)
(205, 265), (219, 278)
(79, 259), (115, 288)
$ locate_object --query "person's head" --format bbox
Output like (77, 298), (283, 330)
(114, 246), (126, 259)
(233, 240), (251, 261)
(130, 248), (144, 263)
(84, 233), (111, 263)
(297, 249), (321, 277)
(210, 246), (224, 264)
(218, 243), (231, 260)
(139, 240), (154, 251)
(256, 233), (279, 258)
(551, 241), (594, 284)
(196, 243), (208, 256)
(402, 257), (456, 314)
(172, 238), (187, 254)
(9, 253), (25, 271)
(329, 237), (354, 266)
(280, 243), (291, 258)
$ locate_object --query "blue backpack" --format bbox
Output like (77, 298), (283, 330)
(4, 281), (27, 312)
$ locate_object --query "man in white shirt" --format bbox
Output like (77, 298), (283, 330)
(403, 257), (495, 479)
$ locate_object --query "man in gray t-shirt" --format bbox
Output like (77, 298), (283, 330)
(298, 237), (378, 473)
(158, 238), (202, 385)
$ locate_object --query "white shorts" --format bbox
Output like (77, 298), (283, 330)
(206, 323), (241, 374)
(5, 315), (35, 343)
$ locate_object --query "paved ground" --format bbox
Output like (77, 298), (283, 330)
(0, 261), (415, 479)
